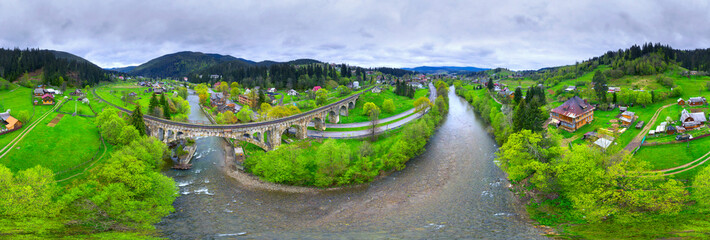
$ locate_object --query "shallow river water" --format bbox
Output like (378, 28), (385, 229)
(156, 88), (548, 239)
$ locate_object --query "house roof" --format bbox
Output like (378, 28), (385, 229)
(41, 93), (54, 99)
(594, 138), (613, 149)
(551, 96), (594, 118)
(4, 116), (17, 126)
(0, 111), (11, 121)
(34, 88), (44, 94)
(689, 97), (706, 103)
(681, 109), (707, 123)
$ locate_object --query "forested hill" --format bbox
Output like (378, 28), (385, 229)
(520, 43), (710, 86)
(128, 51), (240, 78)
(0, 48), (107, 87)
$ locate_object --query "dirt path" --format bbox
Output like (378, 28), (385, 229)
(47, 114), (64, 127)
(623, 103), (675, 153)
(490, 93), (503, 105)
(0, 100), (63, 159)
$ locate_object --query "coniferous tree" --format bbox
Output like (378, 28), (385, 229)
(149, 94), (159, 115)
(592, 70), (608, 102)
(130, 105), (147, 136)
(514, 87), (523, 104)
(513, 98), (527, 131)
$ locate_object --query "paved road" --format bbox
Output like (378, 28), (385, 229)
(308, 83), (436, 129)
(307, 108), (430, 138)
(307, 83), (438, 138)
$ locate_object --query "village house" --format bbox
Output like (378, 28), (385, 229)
(678, 98), (686, 105)
(128, 92), (138, 97)
(607, 87), (621, 93)
(238, 95), (253, 107)
(564, 85), (576, 92)
(41, 93), (55, 105)
(267, 88), (276, 93)
(499, 89), (514, 99)
(287, 89), (298, 96)
(33, 87), (45, 96)
(680, 109), (707, 129)
(0, 110), (20, 130)
(312, 86), (322, 92)
(371, 86), (382, 93)
(688, 97), (707, 106)
(550, 96), (595, 132)
(210, 92), (226, 107)
(353, 81), (360, 89)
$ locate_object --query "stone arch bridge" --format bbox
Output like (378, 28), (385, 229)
(94, 88), (367, 151)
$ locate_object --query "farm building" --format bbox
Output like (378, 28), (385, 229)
(678, 98), (686, 105)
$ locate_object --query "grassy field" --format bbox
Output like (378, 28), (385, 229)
(95, 84), (153, 113)
(335, 88), (428, 124)
(0, 112), (102, 174)
(0, 86), (55, 148)
(561, 205), (710, 239)
(634, 136), (710, 171)
(58, 100), (96, 116)
(498, 79), (537, 89)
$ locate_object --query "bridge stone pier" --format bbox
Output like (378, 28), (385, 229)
(95, 87), (365, 151)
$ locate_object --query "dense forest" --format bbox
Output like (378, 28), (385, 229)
(189, 62), (393, 90)
(0, 48), (107, 87)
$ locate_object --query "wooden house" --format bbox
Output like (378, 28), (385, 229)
(680, 109), (707, 129)
(550, 96), (595, 132)
(688, 97), (707, 106)
(677, 98), (686, 105)
(33, 88), (45, 96)
(0, 111), (19, 130)
(238, 95), (253, 107)
(41, 94), (54, 105)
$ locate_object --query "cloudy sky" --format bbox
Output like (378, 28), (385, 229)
(1, 0), (709, 70)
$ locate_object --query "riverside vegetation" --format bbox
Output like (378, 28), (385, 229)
(456, 43), (710, 239)
(243, 81), (449, 187)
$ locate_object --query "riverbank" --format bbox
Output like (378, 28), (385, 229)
(156, 86), (547, 239)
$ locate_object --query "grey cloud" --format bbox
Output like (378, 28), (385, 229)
(0, 0), (709, 70)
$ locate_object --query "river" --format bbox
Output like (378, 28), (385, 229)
(156, 88), (548, 239)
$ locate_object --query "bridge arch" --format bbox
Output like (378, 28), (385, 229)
(339, 105), (348, 116)
(310, 117), (326, 131)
